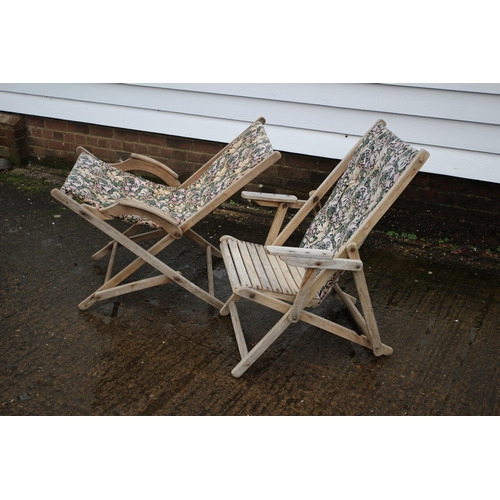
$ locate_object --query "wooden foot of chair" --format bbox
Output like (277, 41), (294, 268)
(231, 313), (292, 378)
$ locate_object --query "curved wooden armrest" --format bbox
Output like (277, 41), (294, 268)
(266, 245), (363, 271)
(100, 199), (183, 239)
(75, 146), (180, 187)
(112, 154), (181, 187)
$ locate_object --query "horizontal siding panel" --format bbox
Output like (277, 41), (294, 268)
(390, 83), (500, 94)
(2, 84), (499, 153)
(137, 83), (500, 125)
(5, 83), (500, 126)
(0, 83), (499, 184)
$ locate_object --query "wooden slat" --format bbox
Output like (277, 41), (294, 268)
(227, 239), (252, 288)
(255, 244), (282, 293)
(267, 254), (292, 295)
(221, 239), (242, 288)
(236, 240), (262, 289)
(288, 264), (305, 289)
(276, 257), (300, 295)
(246, 242), (272, 291)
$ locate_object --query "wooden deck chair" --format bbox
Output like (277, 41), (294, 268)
(219, 120), (430, 377)
(51, 117), (281, 311)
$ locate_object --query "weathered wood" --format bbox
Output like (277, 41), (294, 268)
(219, 120), (428, 376)
(52, 117), (281, 313)
(52, 189), (223, 311)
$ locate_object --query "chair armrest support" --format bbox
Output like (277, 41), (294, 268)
(266, 245), (363, 271)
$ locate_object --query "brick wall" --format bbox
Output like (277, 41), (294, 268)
(1, 112), (499, 248)
(0, 112), (28, 166)
(21, 114), (339, 194)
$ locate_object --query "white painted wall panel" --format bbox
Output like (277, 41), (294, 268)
(0, 83), (499, 183)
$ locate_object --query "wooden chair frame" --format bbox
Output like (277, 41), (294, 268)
(219, 120), (430, 377)
(51, 117), (281, 311)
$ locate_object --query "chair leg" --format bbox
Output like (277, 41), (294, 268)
(104, 241), (118, 283)
(92, 224), (142, 261)
(206, 245), (214, 296)
(51, 191), (224, 311)
(231, 313), (292, 378)
(186, 229), (222, 258)
(347, 243), (393, 356)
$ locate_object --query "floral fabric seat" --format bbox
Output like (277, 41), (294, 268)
(300, 121), (419, 301)
(62, 120), (275, 228)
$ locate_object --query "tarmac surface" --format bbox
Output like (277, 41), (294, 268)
(1, 168), (499, 416)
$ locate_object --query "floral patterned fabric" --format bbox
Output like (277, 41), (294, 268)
(62, 121), (274, 228)
(300, 122), (419, 301)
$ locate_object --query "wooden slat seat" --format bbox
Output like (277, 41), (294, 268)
(221, 237), (312, 301)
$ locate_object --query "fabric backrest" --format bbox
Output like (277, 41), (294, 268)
(62, 120), (274, 227)
(300, 121), (419, 300)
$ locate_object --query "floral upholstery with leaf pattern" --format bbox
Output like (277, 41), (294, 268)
(62, 121), (274, 228)
(300, 121), (419, 300)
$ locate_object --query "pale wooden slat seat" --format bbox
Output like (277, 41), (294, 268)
(221, 237), (318, 301)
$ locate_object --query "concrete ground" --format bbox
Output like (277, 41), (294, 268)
(1, 169), (499, 416)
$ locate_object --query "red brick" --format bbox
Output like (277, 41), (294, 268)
(317, 158), (339, 173)
(139, 132), (165, 146)
(49, 140), (71, 151)
(86, 136), (99, 147)
(115, 129), (138, 142)
(46, 119), (67, 131)
(123, 142), (148, 155)
(89, 125), (113, 138)
(72, 134), (85, 145)
(68, 122), (90, 134)
(26, 116), (45, 128)
(196, 141), (221, 155)
(110, 139), (123, 150)
(14, 127), (26, 139)
(184, 150), (203, 163)
(31, 137), (49, 148)
(92, 147), (115, 160)
(63, 132), (75, 143)
(166, 137), (193, 150)
(98, 138), (112, 149)
(1, 128), (16, 140)
(283, 153), (316, 170)
(146, 145), (161, 157)
(32, 146), (46, 156)
(278, 165), (308, 181)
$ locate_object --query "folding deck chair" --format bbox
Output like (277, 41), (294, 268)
(219, 120), (430, 377)
(51, 117), (281, 311)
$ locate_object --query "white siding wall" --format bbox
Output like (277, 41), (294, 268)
(0, 83), (499, 183)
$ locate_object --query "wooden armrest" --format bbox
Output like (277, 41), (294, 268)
(241, 191), (305, 210)
(130, 154), (178, 179)
(266, 245), (362, 271)
(76, 146), (180, 187)
(100, 199), (183, 239)
(242, 191), (298, 203)
(112, 154), (181, 187)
